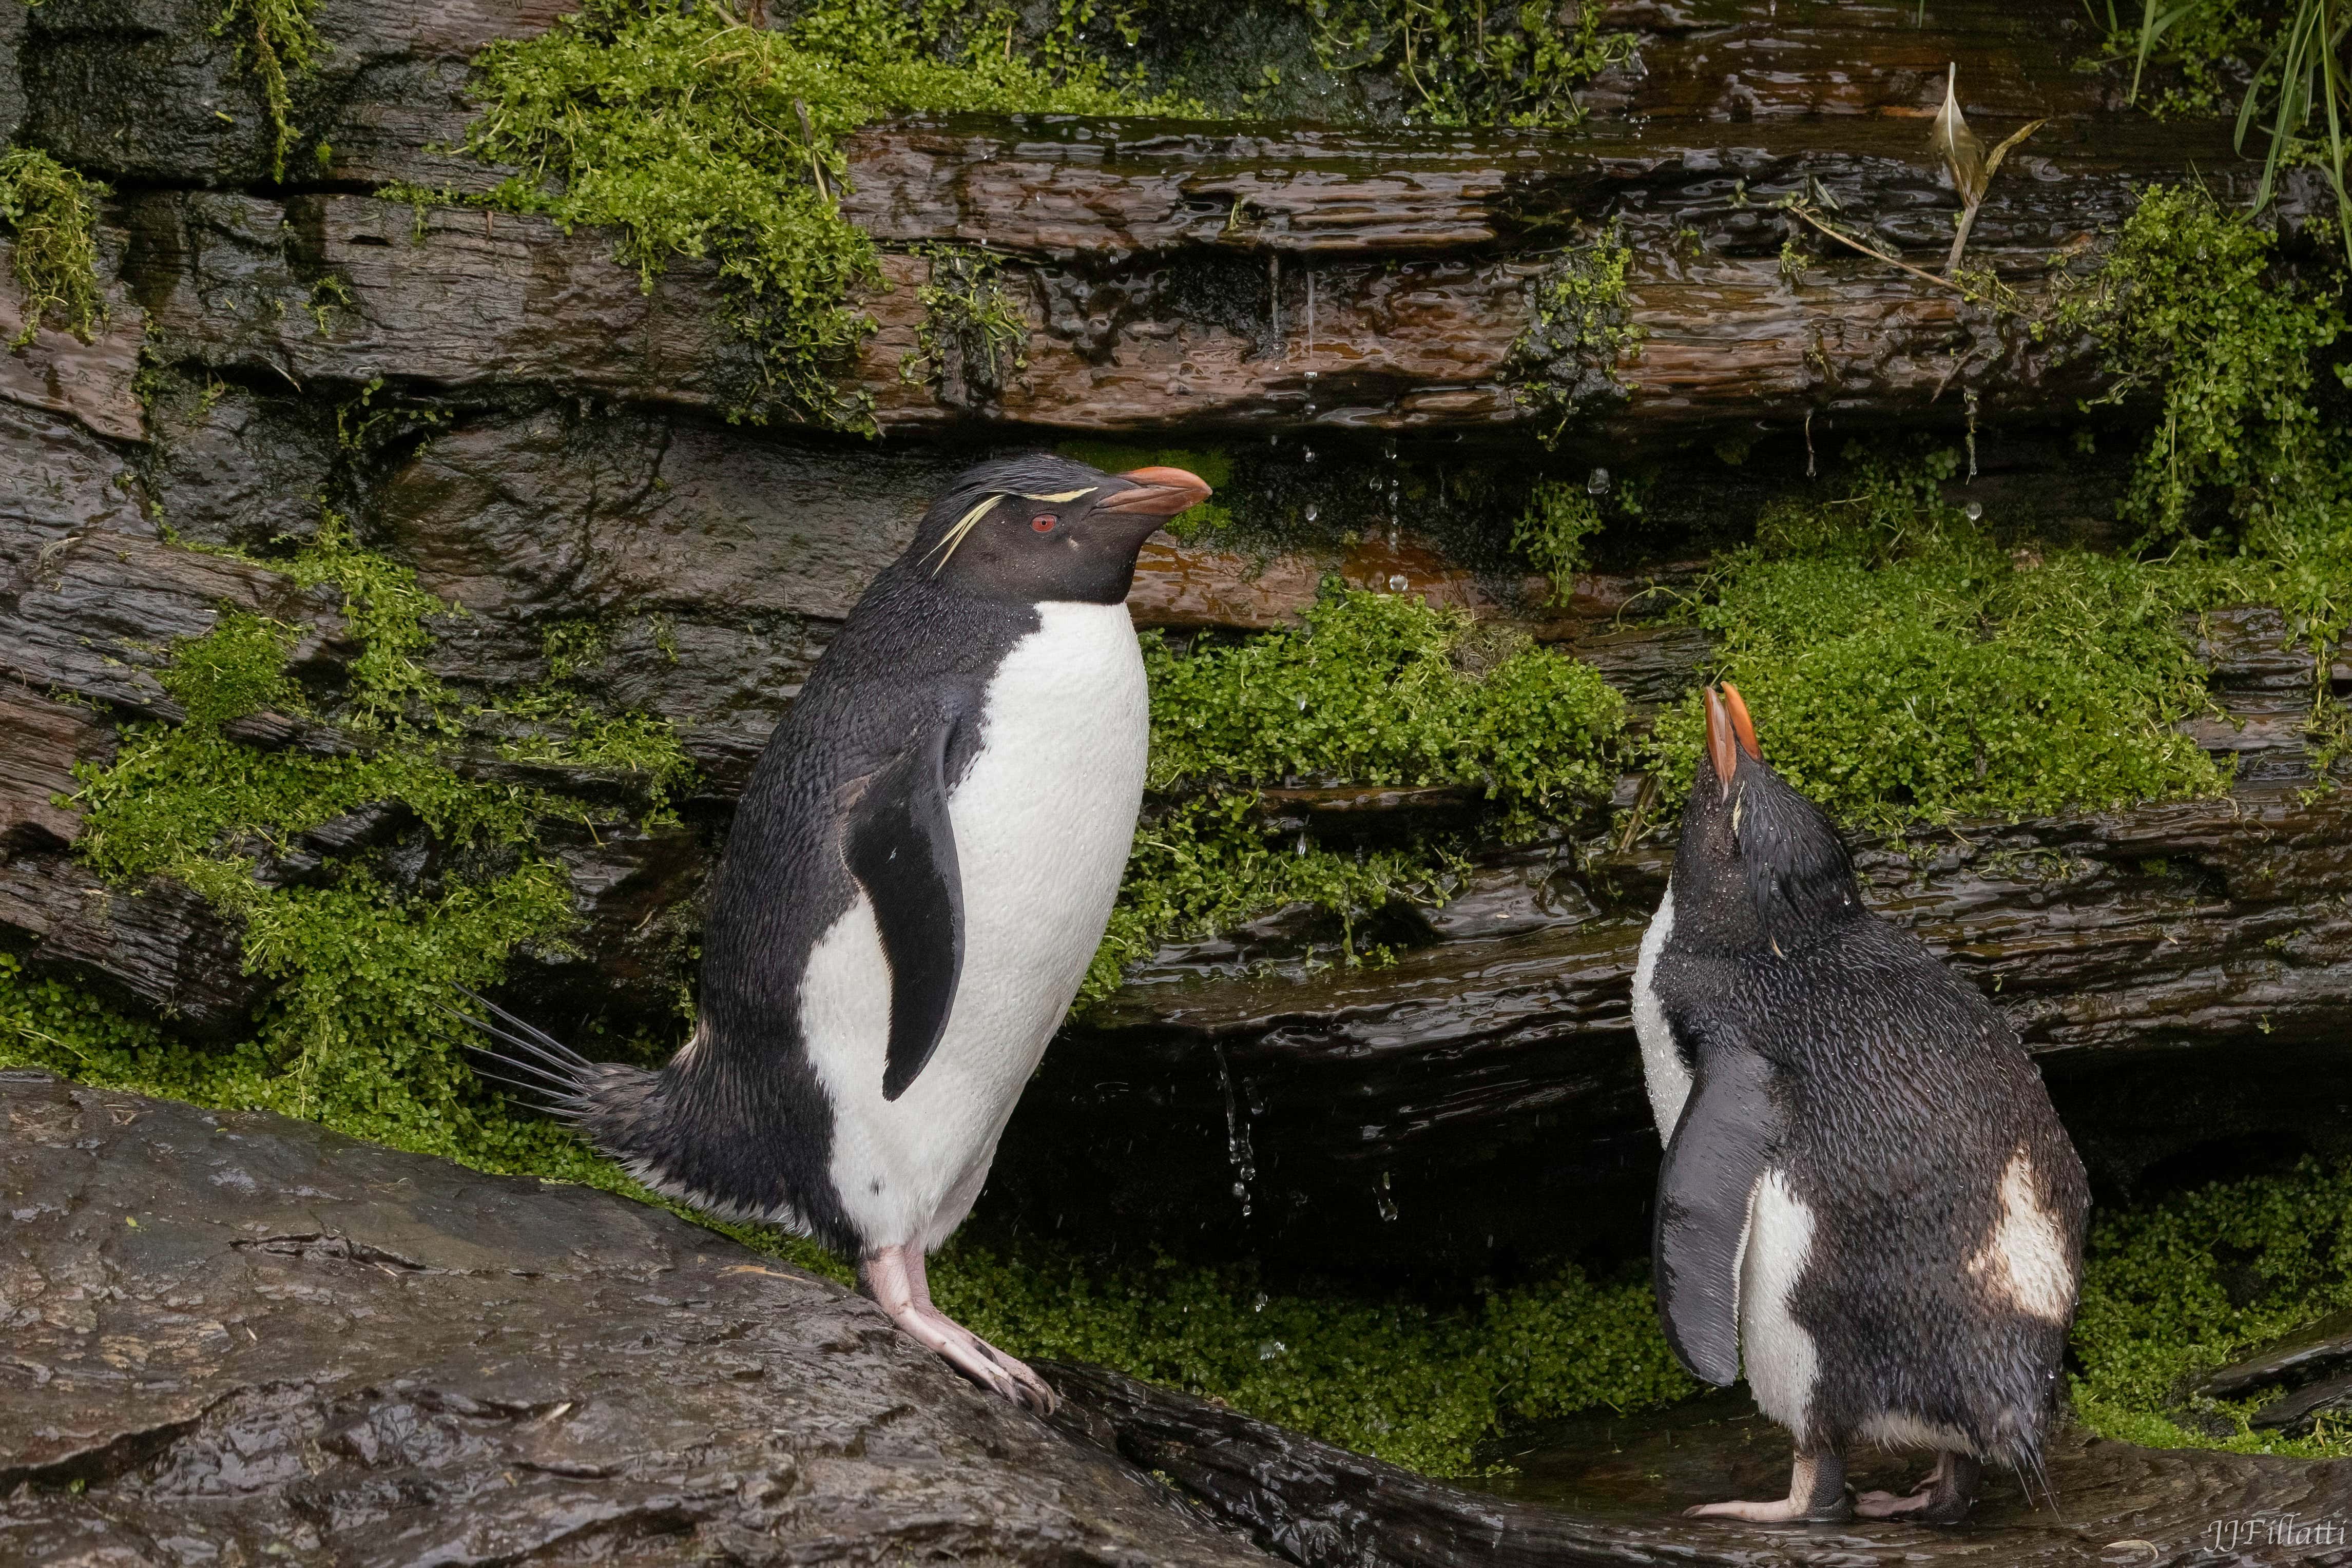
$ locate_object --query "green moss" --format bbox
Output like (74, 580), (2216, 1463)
(1503, 227), (1644, 442)
(1645, 445), (2236, 833)
(443, 0), (1192, 429)
(66, 510), (692, 1138)
(215, 0), (325, 182)
(900, 243), (1029, 398)
(2072, 1157), (2352, 1458)
(0, 147), (109, 345)
(1082, 587), (1623, 999)
(1301, 0), (1634, 128)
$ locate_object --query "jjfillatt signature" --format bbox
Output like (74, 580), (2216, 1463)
(2205, 1513), (2348, 1553)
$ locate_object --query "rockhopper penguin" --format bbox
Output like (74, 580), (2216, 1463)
(1630, 682), (2089, 1523)
(461, 454), (1211, 1412)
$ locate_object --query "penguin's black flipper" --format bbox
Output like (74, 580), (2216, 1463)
(1653, 1038), (1783, 1386)
(846, 717), (967, 1101)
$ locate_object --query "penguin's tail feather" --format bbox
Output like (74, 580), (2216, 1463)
(441, 986), (647, 1128)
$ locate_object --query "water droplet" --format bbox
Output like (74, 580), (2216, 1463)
(1964, 501), (1984, 520)
(1295, 694), (1307, 711)
(1304, 502), (1320, 522)
(1587, 466), (1612, 496)
(1382, 439), (1398, 461)
(1376, 1194), (1399, 1223)
(1253, 1292), (1269, 1313)
(1387, 573), (1409, 592)
(1257, 1339), (1288, 1360)
(1303, 447), (1318, 464)
(1294, 833), (1308, 857)
(1304, 370), (1318, 380)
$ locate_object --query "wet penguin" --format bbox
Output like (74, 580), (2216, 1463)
(1630, 683), (2089, 1523)
(462, 454), (1210, 1411)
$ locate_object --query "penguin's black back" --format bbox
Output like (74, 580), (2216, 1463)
(1667, 914), (2088, 1465)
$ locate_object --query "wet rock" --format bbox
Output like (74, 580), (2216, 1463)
(0, 857), (262, 1029)
(2200, 1310), (2352, 1402)
(0, 399), (152, 585)
(125, 190), (756, 414)
(111, 113), (2304, 443)
(20, 0), (560, 191)
(0, 238), (146, 444)
(136, 376), (342, 550)
(2253, 1374), (2352, 1438)
(0, 689), (112, 849)
(0, 1072), (1270, 1566)
(1045, 1363), (2352, 1568)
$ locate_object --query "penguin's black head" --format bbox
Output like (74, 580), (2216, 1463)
(908, 454), (1212, 605)
(1672, 683), (1863, 958)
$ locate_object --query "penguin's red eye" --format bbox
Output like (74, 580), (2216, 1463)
(1031, 514), (1058, 533)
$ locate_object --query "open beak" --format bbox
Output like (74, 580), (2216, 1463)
(1703, 682), (1763, 799)
(1098, 466), (1213, 518)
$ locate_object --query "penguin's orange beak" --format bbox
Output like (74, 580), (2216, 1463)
(1100, 466), (1214, 517)
(1704, 682), (1763, 798)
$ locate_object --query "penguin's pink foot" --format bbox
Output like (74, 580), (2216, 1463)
(859, 1244), (1058, 1415)
(1856, 1453), (1980, 1524)
(1688, 1450), (1852, 1523)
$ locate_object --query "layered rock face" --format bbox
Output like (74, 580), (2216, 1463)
(0, 0), (2347, 1284)
(0, 1072), (1269, 1565)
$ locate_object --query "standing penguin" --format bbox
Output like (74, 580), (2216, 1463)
(463, 454), (1210, 1412)
(1630, 682), (2089, 1523)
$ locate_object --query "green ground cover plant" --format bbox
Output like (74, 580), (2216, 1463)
(1080, 586), (1625, 999)
(2074, 1157), (2352, 1457)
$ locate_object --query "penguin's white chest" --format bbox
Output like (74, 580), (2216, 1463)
(1631, 881), (1694, 1141)
(802, 600), (1150, 1249)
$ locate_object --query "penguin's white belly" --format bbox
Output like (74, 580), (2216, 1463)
(1630, 881), (1692, 1143)
(800, 601), (1150, 1250)
(1740, 1169), (1820, 1434)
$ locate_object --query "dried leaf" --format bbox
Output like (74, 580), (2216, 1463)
(1930, 62), (1988, 209)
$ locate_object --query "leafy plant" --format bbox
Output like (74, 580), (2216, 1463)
(1300, 0), (1635, 127)
(0, 147), (109, 344)
(2054, 183), (2347, 540)
(1082, 587), (1624, 998)
(899, 244), (1030, 400)
(2102, 0), (2352, 259)
(1512, 479), (1606, 599)
(216, 0), (326, 182)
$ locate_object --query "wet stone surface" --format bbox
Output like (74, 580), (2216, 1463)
(1048, 1364), (2352, 1568)
(0, 1072), (1271, 1567)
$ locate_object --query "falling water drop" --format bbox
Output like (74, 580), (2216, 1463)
(1387, 573), (1409, 592)
(1965, 501), (1984, 521)
(1296, 694), (1308, 711)
(1293, 832), (1308, 857)
(1587, 466), (1612, 496)
(1304, 502), (1320, 522)
(1305, 266), (1316, 363)
(1303, 447), (1318, 464)
(1213, 1043), (1258, 1218)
